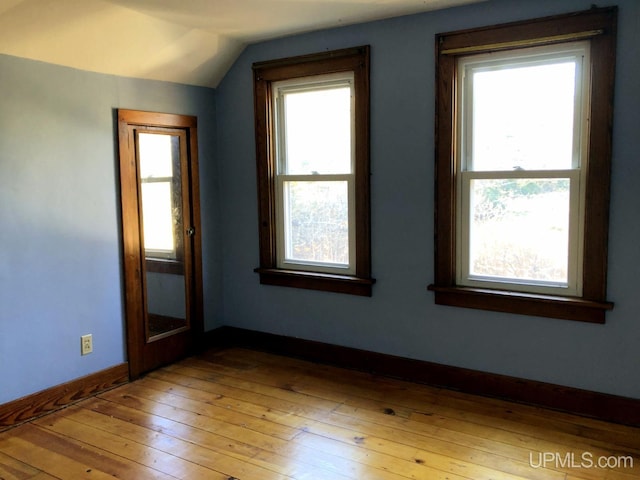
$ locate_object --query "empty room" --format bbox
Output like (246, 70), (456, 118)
(1, 0), (639, 478)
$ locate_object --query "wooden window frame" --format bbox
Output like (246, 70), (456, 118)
(428, 7), (617, 323)
(253, 46), (375, 296)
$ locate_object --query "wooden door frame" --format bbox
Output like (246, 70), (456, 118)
(117, 109), (204, 379)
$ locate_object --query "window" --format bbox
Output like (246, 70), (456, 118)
(274, 73), (355, 274)
(458, 43), (588, 296)
(253, 46), (374, 296)
(138, 132), (183, 261)
(429, 8), (617, 322)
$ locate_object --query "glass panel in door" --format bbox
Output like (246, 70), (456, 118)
(137, 132), (189, 340)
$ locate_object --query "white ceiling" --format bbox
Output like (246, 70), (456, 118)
(0, 0), (484, 87)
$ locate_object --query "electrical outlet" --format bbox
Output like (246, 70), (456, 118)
(81, 334), (93, 355)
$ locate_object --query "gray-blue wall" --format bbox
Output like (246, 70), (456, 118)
(0, 55), (221, 404)
(216, 0), (640, 399)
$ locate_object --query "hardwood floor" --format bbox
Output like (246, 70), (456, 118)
(1, 348), (639, 480)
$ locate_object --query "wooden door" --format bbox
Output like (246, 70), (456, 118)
(117, 110), (203, 378)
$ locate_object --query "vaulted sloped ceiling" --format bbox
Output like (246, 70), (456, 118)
(0, 0), (484, 87)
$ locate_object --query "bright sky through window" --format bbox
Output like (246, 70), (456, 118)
(139, 134), (173, 178)
(469, 60), (577, 172)
(282, 85), (352, 175)
(139, 133), (176, 254)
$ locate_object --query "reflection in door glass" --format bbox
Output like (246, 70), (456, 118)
(139, 134), (179, 258)
(138, 132), (188, 339)
(141, 182), (174, 253)
(139, 134), (173, 177)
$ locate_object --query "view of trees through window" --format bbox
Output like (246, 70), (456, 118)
(284, 180), (349, 266)
(459, 46), (584, 291)
(469, 178), (570, 284)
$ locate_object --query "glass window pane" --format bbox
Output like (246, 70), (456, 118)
(283, 86), (352, 175)
(141, 182), (174, 253)
(468, 178), (570, 284)
(470, 60), (576, 171)
(283, 181), (349, 266)
(139, 133), (175, 178)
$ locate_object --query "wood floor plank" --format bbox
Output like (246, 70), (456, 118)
(92, 389), (418, 479)
(219, 348), (640, 448)
(0, 425), (143, 480)
(146, 370), (337, 421)
(157, 359), (564, 479)
(292, 430), (475, 480)
(320, 407), (567, 480)
(1, 347), (638, 480)
(190, 349), (640, 479)
(63, 403), (331, 480)
(147, 366), (484, 473)
(34, 404), (289, 480)
(219, 349), (640, 442)
(189, 351), (640, 461)
(336, 403), (607, 479)
(332, 403), (637, 480)
(31, 413), (190, 480)
(112, 382), (303, 440)
(300, 414), (538, 480)
(0, 450), (43, 480)
(83, 397), (262, 458)
(164, 362), (362, 415)
(133, 376), (319, 434)
(27, 474), (60, 480)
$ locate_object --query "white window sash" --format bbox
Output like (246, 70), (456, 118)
(272, 72), (356, 274)
(457, 169), (583, 295)
(275, 174), (356, 273)
(455, 42), (590, 296)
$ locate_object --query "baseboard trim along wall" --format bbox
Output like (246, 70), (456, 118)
(0, 363), (129, 431)
(4, 328), (638, 429)
(207, 326), (640, 427)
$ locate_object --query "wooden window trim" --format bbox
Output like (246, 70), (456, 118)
(253, 46), (375, 296)
(429, 7), (617, 322)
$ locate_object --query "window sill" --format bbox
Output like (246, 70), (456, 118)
(427, 285), (613, 323)
(256, 268), (375, 296)
(145, 258), (184, 275)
